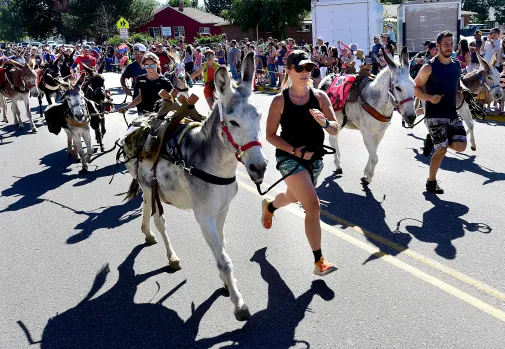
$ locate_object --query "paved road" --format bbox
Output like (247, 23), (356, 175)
(1, 72), (505, 348)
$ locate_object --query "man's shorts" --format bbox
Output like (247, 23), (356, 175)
(425, 117), (467, 150)
(276, 156), (324, 186)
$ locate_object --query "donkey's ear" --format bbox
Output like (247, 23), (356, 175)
(215, 65), (233, 99)
(381, 48), (398, 72)
(240, 52), (255, 96)
(476, 53), (489, 70)
(490, 52), (498, 69)
(400, 47), (409, 69)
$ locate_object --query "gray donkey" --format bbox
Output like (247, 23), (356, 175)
(457, 52), (502, 151)
(320, 48), (417, 184)
(123, 52), (267, 321)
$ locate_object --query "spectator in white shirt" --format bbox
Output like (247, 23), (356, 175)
(481, 27), (501, 69)
(480, 27), (502, 110)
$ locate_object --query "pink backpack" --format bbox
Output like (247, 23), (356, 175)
(326, 74), (355, 111)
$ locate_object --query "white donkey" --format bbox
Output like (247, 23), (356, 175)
(320, 47), (417, 184)
(123, 52), (267, 321)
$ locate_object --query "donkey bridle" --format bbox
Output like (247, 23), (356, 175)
(477, 71), (500, 93)
(359, 81), (413, 123)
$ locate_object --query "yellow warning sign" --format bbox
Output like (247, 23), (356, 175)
(116, 17), (129, 29)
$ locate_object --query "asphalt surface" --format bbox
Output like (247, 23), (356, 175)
(1, 72), (505, 349)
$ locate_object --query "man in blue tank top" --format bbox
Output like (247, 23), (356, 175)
(414, 31), (467, 194)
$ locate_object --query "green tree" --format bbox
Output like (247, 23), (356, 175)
(489, 0), (505, 24)
(204, 0), (231, 16)
(0, 0), (24, 41)
(462, 0), (491, 23)
(167, 0), (191, 6)
(226, 0), (310, 39)
(15, 0), (64, 39)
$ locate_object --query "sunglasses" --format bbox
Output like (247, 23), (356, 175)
(135, 51), (145, 55)
(205, 54), (214, 59)
(143, 64), (157, 69)
(293, 65), (314, 73)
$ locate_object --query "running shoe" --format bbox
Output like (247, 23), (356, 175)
(426, 179), (444, 194)
(261, 198), (274, 229)
(313, 257), (337, 276)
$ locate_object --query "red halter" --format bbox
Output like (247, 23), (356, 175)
(217, 101), (262, 162)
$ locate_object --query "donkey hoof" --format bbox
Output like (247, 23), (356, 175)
(169, 257), (181, 270)
(361, 177), (370, 185)
(67, 152), (73, 159)
(2, 118), (7, 123)
(31, 127), (38, 133)
(79, 168), (88, 174)
(335, 168), (343, 175)
(74, 158), (80, 163)
(234, 304), (251, 321)
(145, 236), (157, 245)
(471, 146), (476, 151)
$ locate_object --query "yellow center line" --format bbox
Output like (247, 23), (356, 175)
(236, 170), (505, 304)
(107, 111), (505, 321)
(237, 179), (505, 323)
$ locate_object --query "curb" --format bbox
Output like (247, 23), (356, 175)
(477, 114), (505, 122)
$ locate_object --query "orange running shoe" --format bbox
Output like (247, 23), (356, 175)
(313, 257), (337, 276)
(261, 198), (274, 229)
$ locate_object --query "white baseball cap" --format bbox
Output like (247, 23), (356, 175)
(133, 43), (146, 52)
(317, 36), (324, 41)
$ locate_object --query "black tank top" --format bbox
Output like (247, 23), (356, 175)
(425, 57), (461, 120)
(276, 88), (324, 157)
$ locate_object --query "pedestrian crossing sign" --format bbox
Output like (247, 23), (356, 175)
(117, 17), (129, 29)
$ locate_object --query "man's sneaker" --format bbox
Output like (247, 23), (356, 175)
(261, 198), (274, 229)
(423, 134), (434, 157)
(313, 257), (337, 276)
(426, 180), (444, 194)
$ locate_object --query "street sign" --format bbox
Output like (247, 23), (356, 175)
(161, 27), (171, 37)
(117, 17), (129, 29)
(120, 28), (129, 39)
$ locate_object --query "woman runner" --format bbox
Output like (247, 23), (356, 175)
(262, 50), (339, 276)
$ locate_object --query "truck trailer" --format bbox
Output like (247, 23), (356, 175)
(398, 0), (461, 54)
(311, 0), (383, 55)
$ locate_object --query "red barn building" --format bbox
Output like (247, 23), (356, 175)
(135, 3), (226, 43)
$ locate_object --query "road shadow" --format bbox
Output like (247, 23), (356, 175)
(317, 173), (413, 264)
(45, 196), (142, 244)
(17, 246), (335, 349)
(17, 244), (225, 349)
(197, 247), (335, 348)
(0, 150), (124, 213)
(399, 193), (492, 259)
(410, 147), (505, 185)
(108, 87), (127, 97)
(475, 119), (505, 127)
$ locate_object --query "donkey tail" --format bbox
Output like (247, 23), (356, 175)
(124, 178), (140, 201)
(340, 106), (348, 130)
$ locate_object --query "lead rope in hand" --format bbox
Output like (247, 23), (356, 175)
(255, 145), (336, 196)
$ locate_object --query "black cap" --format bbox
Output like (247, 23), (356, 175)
(428, 42), (437, 50)
(286, 50), (315, 67)
(423, 40), (432, 46)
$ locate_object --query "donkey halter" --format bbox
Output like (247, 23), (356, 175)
(389, 81), (413, 112)
(477, 72), (500, 93)
(217, 100), (262, 162)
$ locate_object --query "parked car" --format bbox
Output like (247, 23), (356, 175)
(461, 24), (489, 37)
(20, 42), (30, 47)
(31, 42), (42, 47)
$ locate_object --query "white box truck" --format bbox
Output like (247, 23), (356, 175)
(311, 0), (383, 55)
(398, 0), (461, 54)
